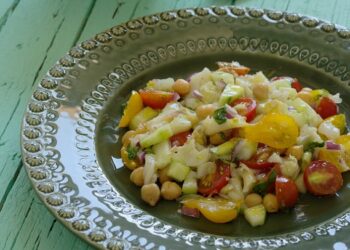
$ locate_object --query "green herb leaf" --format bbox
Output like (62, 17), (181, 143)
(304, 141), (324, 153)
(144, 147), (153, 154)
(253, 169), (277, 195)
(213, 107), (227, 124)
(126, 145), (138, 160)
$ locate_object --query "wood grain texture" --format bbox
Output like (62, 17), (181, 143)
(0, 0), (349, 249)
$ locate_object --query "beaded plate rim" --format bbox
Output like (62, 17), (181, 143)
(21, 6), (350, 250)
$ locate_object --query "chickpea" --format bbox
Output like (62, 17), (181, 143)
(263, 193), (279, 213)
(141, 183), (160, 206)
(252, 82), (269, 100)
(173, 79), (191, 96)
(209, 130), (231, 145)
(196, 104), (216, 120)
(286, 145), (304, 160)
(161, 181), (182, 200)
(158, 167), (171, 184)
(245, 193), (263, 208)
(130, 167), (144, 186)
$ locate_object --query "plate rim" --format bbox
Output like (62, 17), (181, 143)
(20, 5), (350, 249)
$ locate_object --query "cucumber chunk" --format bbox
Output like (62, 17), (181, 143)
(210, 138), (239, 155)
(244, 204), (266, 227)
(140, 125), (173, 148)
(129, 107), (158, 130)
(219, 84), (244, 105)
(167, 161), (190, 182)
(153, 140), (171, 169)
(182, 171), (198, 194)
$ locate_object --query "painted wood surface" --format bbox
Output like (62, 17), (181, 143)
(0, 0), (348, 249)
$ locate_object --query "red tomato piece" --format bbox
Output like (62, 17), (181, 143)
(315, 97), (338, 119)
(241, 145), (274, 172)
(303, 160), (343, 196)
(198, 160), (231, 196)
(232, 97), (257, 122)
(170, 131), (191, 147)
(139, 90), (176, 109)
(291, 80), (303, 92)
(241, 160), (274, 172)
(272, 76), (303, 92)
(180, 206), (200, 218)
(275, 176), (298, 208)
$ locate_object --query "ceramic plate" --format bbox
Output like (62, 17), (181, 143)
(21, 6), (350, 250)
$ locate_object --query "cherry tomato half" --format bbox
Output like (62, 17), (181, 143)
(315, 97), (338, 119)
(291, 80), (303, 92)
(182, 198), (240, 223)
(241, 146), (274, 172)
(198, 160), (230, 196)
(232, 97), (257, 122)
(275, 176), (298, 208)
(139, 90), (176, 109)
(170, 131), (191, 147)
(303, 160), (343, 196)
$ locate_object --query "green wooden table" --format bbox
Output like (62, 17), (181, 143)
(1, 0), (350, 249)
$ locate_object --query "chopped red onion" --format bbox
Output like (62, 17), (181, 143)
(172, 92), (180, 101)
(192, 90), (203, 100)
(216, 80), (226, 90)
(326, 141), (341, 150)
(137, 151), (146, 164)
(232, 140), (244, 160)
(225, 105), (237, 119)
(180, 206), (200, 218)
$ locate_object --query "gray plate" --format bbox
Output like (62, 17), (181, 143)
(21, 6), (350, 250)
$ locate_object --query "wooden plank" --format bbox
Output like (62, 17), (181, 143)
(78, 0), (234, 43)
(235, 0), (350, 27)
(0, 0), (95, 249)
(0, 168), (94, 250)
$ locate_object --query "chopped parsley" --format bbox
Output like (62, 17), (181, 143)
(126, 145), (138, 160)
(253, 170), (277, 195)
(213, 107), (227, 124)
(304, 141), (324, 153)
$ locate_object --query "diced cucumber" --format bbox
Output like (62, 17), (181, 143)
(203, 116), (246, 136)
(219, 84), (244, 105)
(211, 71), (235, 85)
(182, 171), (198, 194)
(169, 115), (192, 135)
(244, 204), (266, 227)
(272, 79), (291, 89)
(210, 138), (239, 155)
(235, 139), (258, 161)
(140, 125), (173, 148)
(288, 98), (322, 127)
(129, 107), (158, 130)
(167, 161), (190, 182)
(301, 151), (312, 171)
(153, 140), (171, 169)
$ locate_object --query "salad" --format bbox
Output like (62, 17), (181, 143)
(118, 61), (349, 226)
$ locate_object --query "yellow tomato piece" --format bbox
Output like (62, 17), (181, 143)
(182, 198), (240, 223)
(336, 135), (350, 153)
(325, 114), (346, 134)
(318, 148), (350, 173)
(244, 113), (299, 149)
(118, 91), (143, 128)
(121, 145), (139, 170)
(310, 89), (329, 101)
